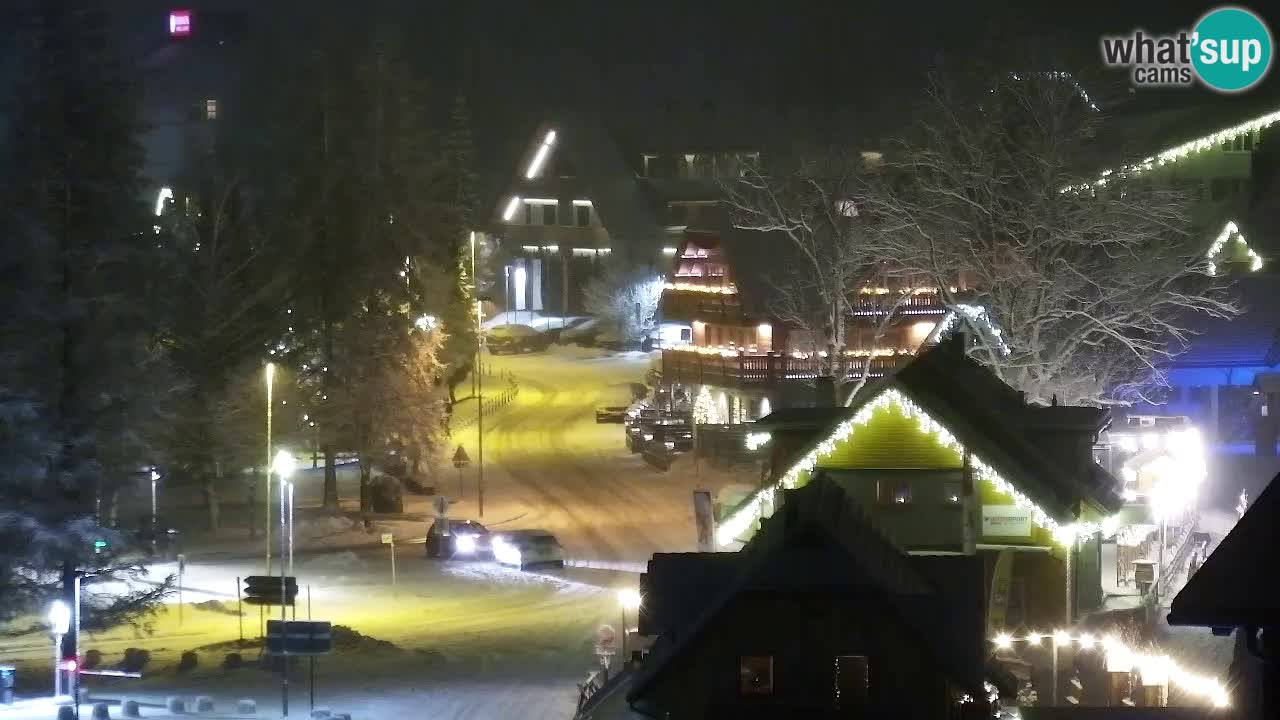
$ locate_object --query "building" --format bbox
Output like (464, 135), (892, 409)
(485, 107), (881, 318)
(1167, 471), (1280, 719)
(1082, 94), (1280, 451)
(657, 227), (956, 423)
(723, 337), (1125, 627)
(625, 478), (992, 720)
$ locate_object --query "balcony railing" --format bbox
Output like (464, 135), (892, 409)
(661, 349), (910, 388)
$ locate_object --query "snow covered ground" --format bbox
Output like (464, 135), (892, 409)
(1, 348), (747, 719)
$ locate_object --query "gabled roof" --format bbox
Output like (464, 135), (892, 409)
(629, 478), (986, 704)
(717, 339), (1122, 547)
(1168, 472), (1280, 629)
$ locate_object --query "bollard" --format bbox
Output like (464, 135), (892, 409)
(91, 702), (110, 720)
(58, 706), (76, 720)
(166, 697), (186, 714)
(194, 696), (214, 713)
(121, 700), (141, 718)
(236, 699), (256, 715)
(310, 708), (331, 719)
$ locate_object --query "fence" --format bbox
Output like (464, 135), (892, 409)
(695, 424), (769, 468)
(661, 350), (907, 388)
(452, 375), (520, 431)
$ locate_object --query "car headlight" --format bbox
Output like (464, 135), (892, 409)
(493, 540), (522, 566)
(455, 534), (477, 554)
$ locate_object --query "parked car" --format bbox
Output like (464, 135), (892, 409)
(491, 530), (565, 570)
(543, 316), (592, 343)
(486, 324), (551, 354)
(560, 317), (602, 346)
(596, 406), (629, 424)
(426, 519), (491, 559)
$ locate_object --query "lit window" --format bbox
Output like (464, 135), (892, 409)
(878, 479), (912, 504)
(739, 656), (773, 695)
(944, 481), (963, 504)
(205, 99), (218, 120)
(169, 10), (192, 37)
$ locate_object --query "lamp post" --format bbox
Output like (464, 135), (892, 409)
(618, 589), (642, 664)
(149, 469), (160, 552)
(473, 232), (485, 519)
(265, 363), (275, 574)
(48, 601), (70, 697)
(273, 449), (296, 716)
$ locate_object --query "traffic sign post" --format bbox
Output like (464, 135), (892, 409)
(381, 534), (396, 587)
(452, 445), (470, 498)
(267, 620), (333, 714)
(244, 576), (299, 606)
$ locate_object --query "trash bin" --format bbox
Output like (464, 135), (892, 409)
(1, 665), (15, 705)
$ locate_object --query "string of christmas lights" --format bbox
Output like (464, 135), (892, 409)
(715, 388), (1113, 546)
(990, 630), (1229, 708)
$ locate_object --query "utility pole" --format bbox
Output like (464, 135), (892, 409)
(472, 232), (485, 518)
(265, 363), (274, 575)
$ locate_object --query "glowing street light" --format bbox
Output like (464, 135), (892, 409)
(274, 450), (297, 576)
(619, 589), (642, 662)
(48, 601), (70, 696)
(265, 362), (275, 574)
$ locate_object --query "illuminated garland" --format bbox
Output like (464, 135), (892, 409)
(1067, 108), (1280, 191)
(991, 631), (1229, 708)
(928, 304), (1011, 356)
(1206, 220), (1264, 276)
(666, 345), (914, 359)
(715, 388), (1110, 546)
(745, 432), (772, 450)
(663, 282), (737, 295)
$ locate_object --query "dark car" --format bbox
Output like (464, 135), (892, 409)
(486, 325), (551, 355)
(426, 519), (491, 559)
(491, 530), (565, 570)
(596, 406), (628, 424)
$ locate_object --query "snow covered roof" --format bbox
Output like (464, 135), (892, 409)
(630, 477), (986, 706)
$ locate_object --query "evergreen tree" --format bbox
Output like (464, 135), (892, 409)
(0, 1), (168, 627)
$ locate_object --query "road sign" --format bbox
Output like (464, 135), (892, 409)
(381, 533), (393, 545)
(244, 575), (298, 606)
(432, 495), (450, 518)
(452, 445), (470, 469)
(266, 620), (332, 656)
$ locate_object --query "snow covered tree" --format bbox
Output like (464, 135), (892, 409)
(583, 262), (664, 343)
(0, 1), (168, 626)
(856, 70), (1238, 405)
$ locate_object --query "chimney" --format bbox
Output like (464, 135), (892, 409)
(815, 376), (837, 407)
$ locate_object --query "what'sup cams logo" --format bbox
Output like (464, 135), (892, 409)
(1102, 6), (1272, 92)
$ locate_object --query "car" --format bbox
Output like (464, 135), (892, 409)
(485, 324), (551, 354)
(559, 317), (602, 346)
(596, 406), (629, 424)
(491, 530), (565, 570)
(425, 519), (491, 559)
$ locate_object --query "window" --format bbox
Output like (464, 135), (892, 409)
(739, 655), (774, 695)
(524, 203), (534, 225)
(834, 655), (869, 707)
(205, 98), (218, 120)
(680, 328), (691, 342)
(543, 204), (558, 226)
(642, 154), (657, 177)
(576, 205), (590, 227)
(943, 481), (963, 504)
(877, 479), (912, 504)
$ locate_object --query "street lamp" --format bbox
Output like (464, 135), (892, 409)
(618, 589), (642, 663)
(150, 469), (160, 552)
(265, 362), (275, 574)
(274, 449), (297, 577)
(48, 601), (70, 697)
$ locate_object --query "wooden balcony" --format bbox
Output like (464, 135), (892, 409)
(660, 290), (743, 323)
(661, 350), (910, 388)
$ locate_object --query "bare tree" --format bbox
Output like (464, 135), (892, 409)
(583, 262), (663, 343)
(722, 152), (916, 395)
(857, 71), (1238, 405)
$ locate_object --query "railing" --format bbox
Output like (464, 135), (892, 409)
(661, 350), (909, 388)
(660, 291), (743, 322)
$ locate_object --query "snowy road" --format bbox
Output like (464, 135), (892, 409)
(449, 348), (709, 563)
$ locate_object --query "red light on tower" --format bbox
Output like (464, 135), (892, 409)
(169, 10), (192, 37)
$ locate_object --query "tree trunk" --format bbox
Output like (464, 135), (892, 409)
(204, 461), (222, 532)
(322, 443), (338, 510)
(358, 457), (373, 514)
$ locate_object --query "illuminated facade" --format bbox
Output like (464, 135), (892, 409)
(658, 229), (952, 422)
(731, 338), (1125, 626)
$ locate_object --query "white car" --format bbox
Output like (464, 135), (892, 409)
(491, 530), (565, 570)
